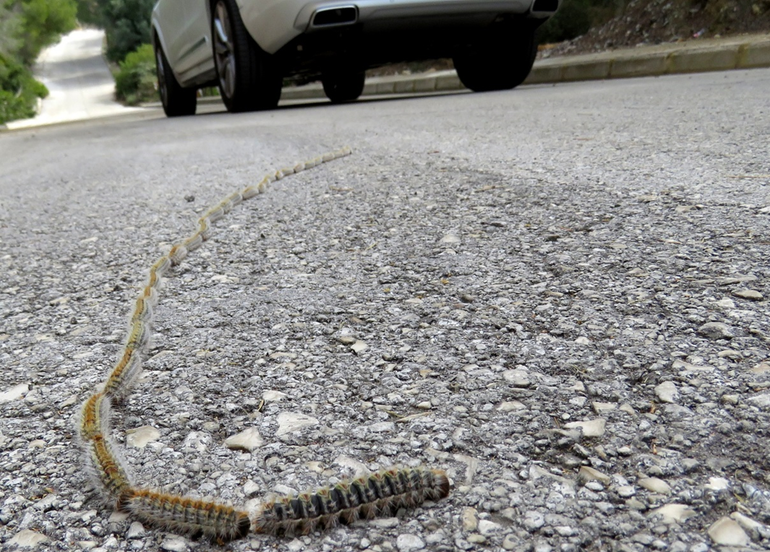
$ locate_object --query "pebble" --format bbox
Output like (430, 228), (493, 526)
(125, 425), (161, 448)
(616, 485), (636, 498)
(592, 402), (617, 414)
(564, 418), (606, 437)
(578, 466), (611, 485)
(478, 519), (504, 535)
(524, 510), (545, 531)
(262, 390), (287, 402)
(503, 369), (531, 387)
(502, 534), (517, 550)
(730, 512), (764, 533)
(707, 517), (749, 546)
(750, 362), (770, 374)
(9, 529), (50, 547)
(461, 507), (478, 531)
(654, 381), (679, 404)
(638, 477), (672, 495)
(498, 400), (527, 411)
(126, 522), (145, 539)
(350, 340), (368, 353)
(705, 477), (729, 491)
(396, 534), (425, 551)
(697, 322), (735, 340)
(648, 504), (696, 524)
(160, 536), (189, 551)
(276, 412), (319, 435)
(731, 288), (763, 301)
(224, 427), (263, 452)
(0, 383), (29, 403)
(747, 391), (770, 409)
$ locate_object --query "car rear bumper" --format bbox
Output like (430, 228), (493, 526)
(241, 0), (557, 54)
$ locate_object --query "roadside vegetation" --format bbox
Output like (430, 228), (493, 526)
(0, 0), (78, 124)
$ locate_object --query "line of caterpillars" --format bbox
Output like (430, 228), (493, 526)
(76, 147), (450, 543)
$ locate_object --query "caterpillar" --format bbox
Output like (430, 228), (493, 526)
(76, 148), (452, 543)
(85, 432), (133, 500)
(253, 467), (451, 538)
(117, 488), (251, 543)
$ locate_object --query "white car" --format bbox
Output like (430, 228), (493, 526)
(151, 0), (560, 116)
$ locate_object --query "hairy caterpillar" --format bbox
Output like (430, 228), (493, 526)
(85, 433), (133, 499)
(102, 349), (142, 401)
(79, 392), (109, 440)
(117, 488), (251, 542)
(254, 467), (450, 537)
(75, 148), (451, 544)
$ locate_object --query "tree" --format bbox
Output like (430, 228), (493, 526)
(95, 0), (155, 62)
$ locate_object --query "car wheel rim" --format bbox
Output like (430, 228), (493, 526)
(156, 49), (168, 106)
(213, 2), (236, 99)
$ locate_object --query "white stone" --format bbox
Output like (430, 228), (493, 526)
(638, 477), (671, 494)
(396, 534), (425, 551)
(276, 412), (319, 435)
(368, 421), (395, 433)
(502, 369), (531, 387)
(370, 517), (400, 528)
(578, 466), (611, 485)
(523, 510), (545, 531)
(648, 503), (697, 524)
(244, 479), (261, 496)
(616, 485), (636, 498)
(126, 426), (160, 448)
(698, 322), (735, 340)
(575, 336), (591, 344)
(732, 288), (763, 301)
(654, 381), (679, 404)
(0, 383), (29, 403)
(730, 512), (764, 532)
(9, 529), (50, 547)
(564, 418), (606, 437)
(478, 520), (503, 535)
(224, 427), (263, 452)
(708, 517), (749, 546)
(461, 507), (478, 531)
(592, 402), (617, 414)
(127, 522), (146, 539)
(705, 476), (730, 491)
(160, 535), (189, 551)
(748, 391), (770, 409)
(350, 340), (368, 353)
(334, 455), (369, 476)
(440, 233), (461, 244)
(750, 362), (770, 374)
(497, 400), (527, 411)
(262, 390), (287, 402)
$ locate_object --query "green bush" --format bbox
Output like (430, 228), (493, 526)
(0, 52), (48, 124)
(95, 0), (155, 62)
(114, 43), (157, 105)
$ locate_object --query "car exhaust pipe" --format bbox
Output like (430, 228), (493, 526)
(312, 6), (358, 27)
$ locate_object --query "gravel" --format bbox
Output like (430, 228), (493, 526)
(1, 69), (769, 551)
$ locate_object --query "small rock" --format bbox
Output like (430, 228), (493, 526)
(747, 391), (770, 410)
(730, 512), (764, 533)
(160, 535), (189, 551)
(244, 479), (261, 497)
(638, 477), (671, 495)
(592, 402), (617, 414)
(502, 534), (517, 550)
(732, 289), (763, 301)
(523, 510), (544, 532)
(564, 418), (606, 437)
(350, 340), (368, 354)
(705, 477), (729, 491)
(440, 233), (461, 244)
(698, 322), (735, 340)
(503, 369), (531, 388)
(708, 517), (749, 546)
(478, 520), (503, 535)
(461, 507), (478, 531)
(617, 485), (636, 498)
(368, 421), (395, 433)
(655, 381), (679, 404)
(371, 517), (400, 529)
(750, 362), (770, 374)
(127, 522), (145, 539)
(224, 428), (263, 452)
(648, 503), (697, 524)
(396, 534), (425, 551)
(262, 390), (287, 402)
(578, 466), (611, 485)
(0, 383), (29, 403)
(467, 534), (486, 544)
(126, 426), (161, 448)
(276, 412), (319, 435)
(9, 529), (50, 547)
(498, 400), (527, 411)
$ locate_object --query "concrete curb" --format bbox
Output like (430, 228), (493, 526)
(280, 32), (770, 101)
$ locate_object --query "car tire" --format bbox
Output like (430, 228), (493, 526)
(453, 26), (538, 92)
(211, 0), (282, 112)
(154, 36), (197, 117)
(322, 71), (365, 103)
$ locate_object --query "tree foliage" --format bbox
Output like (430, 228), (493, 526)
(0, 0), (77, 124)
(94, 0), (155, 62)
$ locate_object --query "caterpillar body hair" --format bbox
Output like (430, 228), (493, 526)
(117, 488), (251, 542)
(86, 434), (133, 500)
(254, 467), (450, 537)
(79, 392), (110, 441)
(183, 232), (204, 253)
(197, 217), (213, 240)
(150, 255), (172, 278)
(293, 162), (306, 173)
(124, 319), (151, 352)
(131, 296), (153, 324)
(241, 185), (260, 200)
(103, 349), (142, 401)
(168, 244), (188, 265)
(203, 206), (225, 223)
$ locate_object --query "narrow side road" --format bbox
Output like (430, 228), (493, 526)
(5, 29), (141, 130)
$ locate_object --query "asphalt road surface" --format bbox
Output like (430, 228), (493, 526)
(1, 70), (769, 552)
